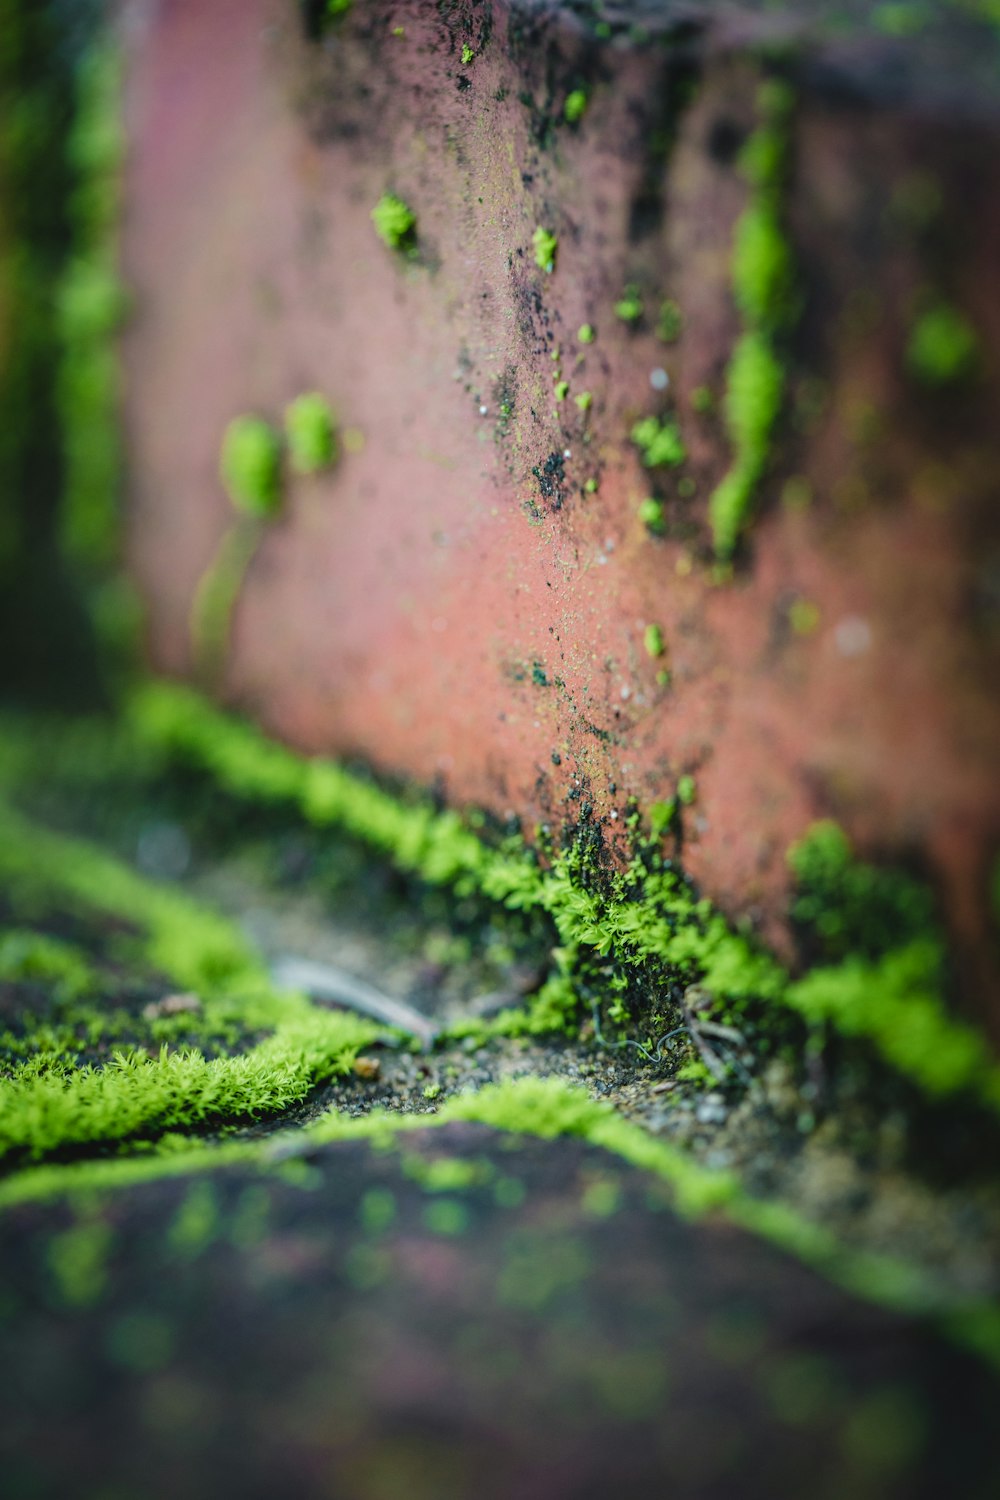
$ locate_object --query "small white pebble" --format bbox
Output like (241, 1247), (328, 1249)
(563, 448), (572, 459)
(610, 809), (618, 821)
(620, 685), (631, 701)
(834, 615), (872, 658)
(479, 405), (488, 415)
(650, 367), (669, 391)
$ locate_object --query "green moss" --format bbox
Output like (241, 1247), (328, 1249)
(677, 775), (696, 807)
(788, 821), (936, 963)
(5, 690), (990, 1167)
(48, 1217), (113, 1307)
(284, 392), (337, 475)
(371, 193), (416, 251)
(169, 1181), (220, 1255)
(219, 417), (282, 517)
(643, 623), (665, 658)
(554, 380), (569, 401)
(631, 415), (686, 469)
(787, 942), (999, 1106)
(906, 304), (979, 386)
(638, 497), (665, 534)
(574, 391), (592, 412)
(577, 323), (595, 344)
(708, 83), (797, 558)
(784, 822), (1000, 1108)
(872, 2), (930, 36)
(532, 225), (558, 273)
(614, 286), (643, 323)
(0, 798), (378, 1161)
(788, 599), (820, 635)
(57, 40), (126, 578)
(461, 43), (475, 65)
(0, 930), (98, 999)
(121, 682), (1000, 1117)
(732, 203), (795, 328)
(656, 299), (682, 343)
(564, 89), (588, 123)
(709, 332), (783, 558)
(189, 517), (263, 683)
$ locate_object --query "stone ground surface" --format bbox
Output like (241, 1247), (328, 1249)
(3, 1122), (1000, 1500)
(1, 763), (999, 1498)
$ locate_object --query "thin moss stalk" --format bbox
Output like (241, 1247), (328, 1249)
(709, 80), (797, 559)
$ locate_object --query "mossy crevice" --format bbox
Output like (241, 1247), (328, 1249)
(117, 681), (1000, 1115)
(0, 798), (378, 1164)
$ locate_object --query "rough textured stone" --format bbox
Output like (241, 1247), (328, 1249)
(3, 1124), (999, 1498)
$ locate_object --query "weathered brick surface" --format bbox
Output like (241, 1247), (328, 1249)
(121, 2), (1000, 1030)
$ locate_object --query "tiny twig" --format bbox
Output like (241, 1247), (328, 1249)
(271, 955), (439, 1048)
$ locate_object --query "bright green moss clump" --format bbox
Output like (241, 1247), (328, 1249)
(638, 497), (665, 534)
(371, 193), (416, 251)
(906, 304), (979, 386)
(284, 392), (337, 475)
(219, 416), (283, 517)
(564, 89), (588, 123)
(614, 286), (643, 323)
(631, 415), (686, 469)
(532, 226), (558, 273)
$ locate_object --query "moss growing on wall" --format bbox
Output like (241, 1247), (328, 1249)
(532, 225), (558, 273)
(709, 332), (784, 558)
(638, 497), (665, 534)
(906, 303), (979, 385)
(219, 417), (283, 517)
(371, 193), (416, 251)
(284, 392), (337, 475)
(631, 416), (686, 469)
(564, 89), (588, 123)
(709, 80), (797, 559)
